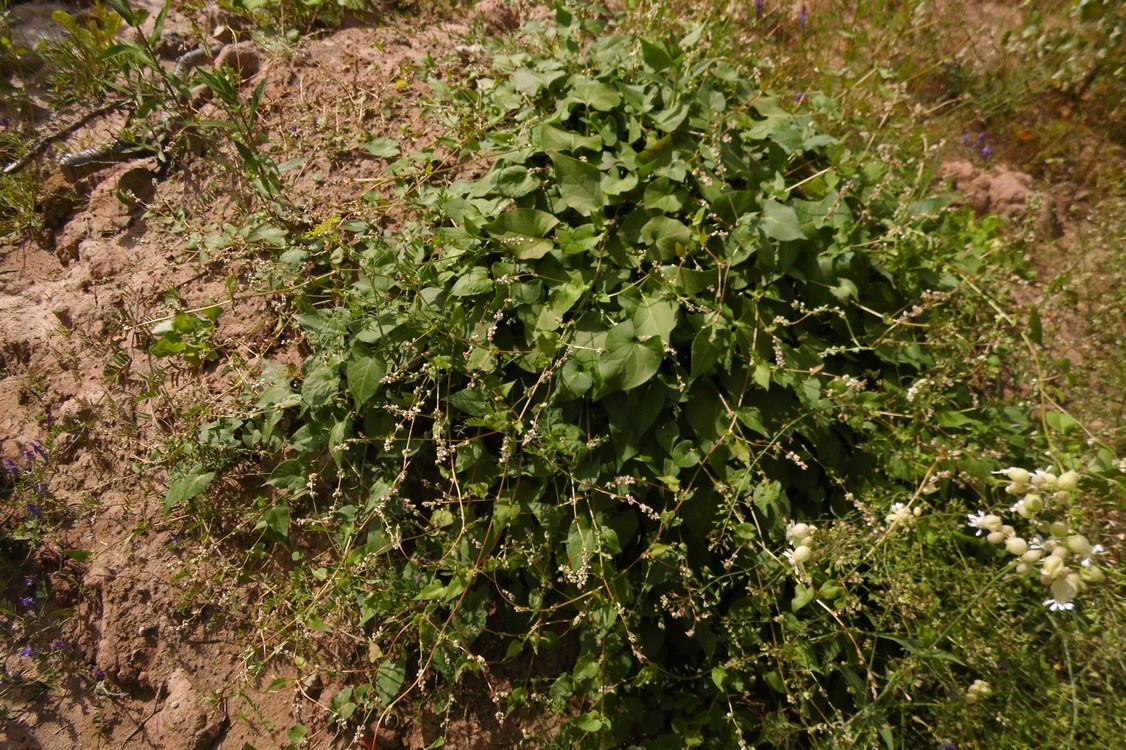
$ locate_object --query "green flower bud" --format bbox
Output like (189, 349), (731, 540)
(1056, 470), (1080, 492)
(986, 531), (1006, 545)
(1023, 494), (1044, 514)
(1049, 521), (1070, 538)
(1081, 566), (1106, 584)
(1066, 534), (1092, 557)
(791, 545), (812, 564)
(1005, 537), (1029, 556)
(1021, 549), (1045, 564)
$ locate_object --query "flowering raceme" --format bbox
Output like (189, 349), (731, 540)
(969, 466), (1110, 611)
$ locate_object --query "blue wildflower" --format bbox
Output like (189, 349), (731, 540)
(18, 596), (35, 610)
(30, 441), (48, 461)
(19, 647), (39, 658)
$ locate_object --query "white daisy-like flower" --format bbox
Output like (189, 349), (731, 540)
(1081, 544), (1107, 567)
(1044, 598), (1076, 612)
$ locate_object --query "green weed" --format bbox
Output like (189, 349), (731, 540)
(158, 5), (1125, 747)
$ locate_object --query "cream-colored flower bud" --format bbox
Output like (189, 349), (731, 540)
(1014, 500), (1031, 519)
(1001, 525), (1016, 538)
(1005, 537), (1029, 556)
(1021, 549), (1045, 564)
(1066, 535), (1092, 557)
(1049, 521), (1070, 538)
(1042, 555), (1065, 579)
(1015, 562), (1031, 575)
(1032, 471), (1058, 490)
(1023, 494), (1044, 514)
(1080, 566), (1106, 584)
(788, 523), (811, 541)
(1066, 571), (1085, 593)
(1056, 470), (1080, 492)
(1004, 467), (1031, 485)
(1050, 545), (1071, 560)
(791, 545), (812, 564)
(982, 515), (1003, 533)
(966, 679), (992, 703)
(1005, 482), (1026, 495)
(986, 531), (1006, 545)
(1051, 576), (1078, 603)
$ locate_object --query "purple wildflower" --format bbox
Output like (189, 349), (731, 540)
(45, 409), (55, 427)
(19, 647), (39, 658)
(30, 441), (48, 461)
(981, 145), (993, 159)
(26, 502), (41, 517)
(976, 131), (986, 146)
(2, 458), (19, 479)
(795, 91), (805, 104)
(800, 4), (807, 28)
(23, 575), (36, 588)
(18, 596), (35, 610)
(756, 0), (763, 18)
(51, 639), (68, 651)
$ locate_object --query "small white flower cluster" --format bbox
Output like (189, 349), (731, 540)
(784, 522), (816, 567)
(965, 679), (992, 703)
(885, 502), (922, 531)
(969, 466), (1108, 612)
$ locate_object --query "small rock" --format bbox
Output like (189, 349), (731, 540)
(150, 669), (224, 750)
(472, 0), (521, 32)
(215, 44), (261, 79)
(36, 174), (83, 231)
